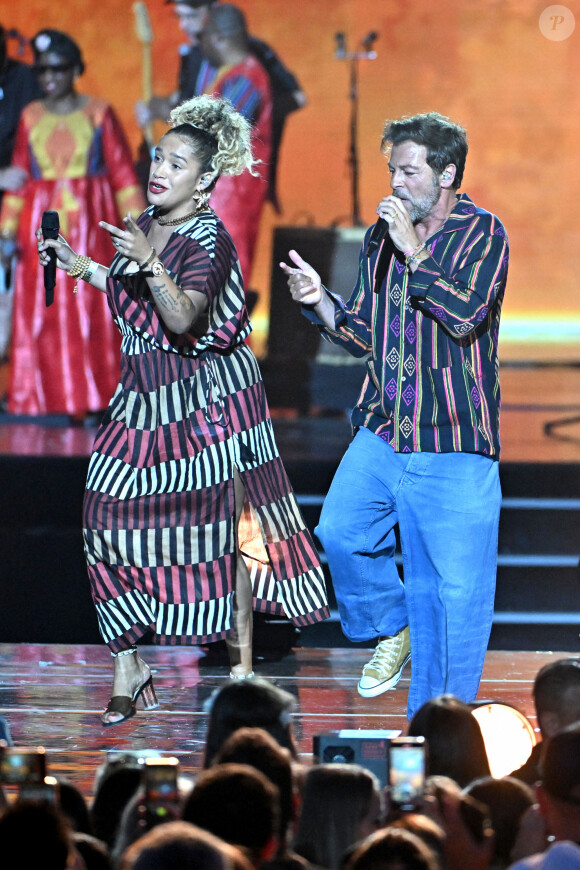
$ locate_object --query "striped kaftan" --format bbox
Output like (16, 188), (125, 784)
(83, 207), (329, 652)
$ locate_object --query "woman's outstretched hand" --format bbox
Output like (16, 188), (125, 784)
(99, 213), (152, 267)
(36, 228), (77, 272)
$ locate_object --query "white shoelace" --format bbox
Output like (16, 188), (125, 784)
(364, 637), (404, 672)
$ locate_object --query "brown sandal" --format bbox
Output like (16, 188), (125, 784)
(101, 676), (158, 727)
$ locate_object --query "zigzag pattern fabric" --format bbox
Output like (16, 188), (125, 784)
(83, 208), (329, 651)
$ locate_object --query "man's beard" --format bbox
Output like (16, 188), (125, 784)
(395, 176), (442, 223)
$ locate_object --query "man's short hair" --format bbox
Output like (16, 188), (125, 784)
(182, 763), (280, 859)
(204, 4), (248, 39)
(381, 112), (468, 189)
(534, 659), (580, 721)
(540, 723), (580, 805)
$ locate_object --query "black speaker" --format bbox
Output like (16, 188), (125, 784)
(265, 226), (367, 413)
(313, 729), (402, 788)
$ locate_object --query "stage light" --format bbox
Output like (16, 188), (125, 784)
(471, 701), (537, 779)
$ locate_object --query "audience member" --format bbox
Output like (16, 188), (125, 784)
(343, 828), (440, 870)
(203, 678), (298, 767)
(387, 815), (446, 869)
(111, 771), (194, 864)
(509, 724), (580, 868)
(464, 777), (535, 870)
(292, 763), (384, 870)
(422, 776), (495, 870)
(119, 820), (253, 870)
(182, 763), (280, 868)
(90, 760), (145, 850)
(212, 727), (297, 859)
(57, 777), (93, 835)
(407, 694), (491, 787)
(510, 658), (580, 785)
(0, 801), (76, 870)
(73, 832), (114, 870)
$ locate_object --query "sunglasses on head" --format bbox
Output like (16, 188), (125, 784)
(35, 63), (73, 74)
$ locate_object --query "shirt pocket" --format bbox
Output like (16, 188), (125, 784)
(425, 362), (476, 430)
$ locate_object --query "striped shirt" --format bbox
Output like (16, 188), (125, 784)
(305, 194), (509, 457)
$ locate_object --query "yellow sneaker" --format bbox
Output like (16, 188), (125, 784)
(357, 627), (411, 697)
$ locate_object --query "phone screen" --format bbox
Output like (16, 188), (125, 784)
(388, 737), (427, 811)
(0, 747), (46, 785)
(20, 776), (60, 806)
(143, 758), (180, 824)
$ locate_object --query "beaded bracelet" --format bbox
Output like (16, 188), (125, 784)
(67, 254), (99, 293)
(404, 242), (427, 273)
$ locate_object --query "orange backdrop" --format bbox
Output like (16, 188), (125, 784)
(5, 0), (580, 356)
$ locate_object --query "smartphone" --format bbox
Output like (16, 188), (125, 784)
(387, 736), (427, 811)
(19, 775), (60, 806)
(0, 747), (46, 785)
(143, 757), (180, 824)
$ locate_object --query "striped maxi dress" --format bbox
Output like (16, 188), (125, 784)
(83, 207), (329, 652)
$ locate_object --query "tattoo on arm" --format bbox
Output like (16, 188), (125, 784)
(152, 282), (180, 312)
(152, 282), (193, 315)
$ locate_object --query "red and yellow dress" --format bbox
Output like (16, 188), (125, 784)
(0, 97), (145, 416)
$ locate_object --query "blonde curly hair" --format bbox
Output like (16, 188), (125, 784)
(168, 94), (259, 179)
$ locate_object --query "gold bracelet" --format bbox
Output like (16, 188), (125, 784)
(67, 254), (96, 293)
(139, 248), (157, 271)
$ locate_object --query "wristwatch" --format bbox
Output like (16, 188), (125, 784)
(150, 260), (165, 277)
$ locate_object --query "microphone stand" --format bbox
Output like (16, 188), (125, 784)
(335, 32), (378, 227)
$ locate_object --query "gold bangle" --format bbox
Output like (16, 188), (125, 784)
(139, 248), (157, 271)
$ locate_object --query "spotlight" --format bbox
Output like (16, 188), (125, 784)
(471, 701), (537, 779)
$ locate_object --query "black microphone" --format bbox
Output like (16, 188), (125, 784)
(335, 32), (346, 58)
(365, 217), (389, 257)
(41, 210), (59, 307)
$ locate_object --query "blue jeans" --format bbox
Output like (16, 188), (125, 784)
(316, 427), (501, 719)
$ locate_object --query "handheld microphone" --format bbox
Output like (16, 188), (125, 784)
(334, 32), (346, 58)
(365, 218), (389, 257)
(41, 210), (59, 307)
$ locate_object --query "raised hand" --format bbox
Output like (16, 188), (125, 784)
(99, 213), (152, 266)
(279, 249), (323, 307)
